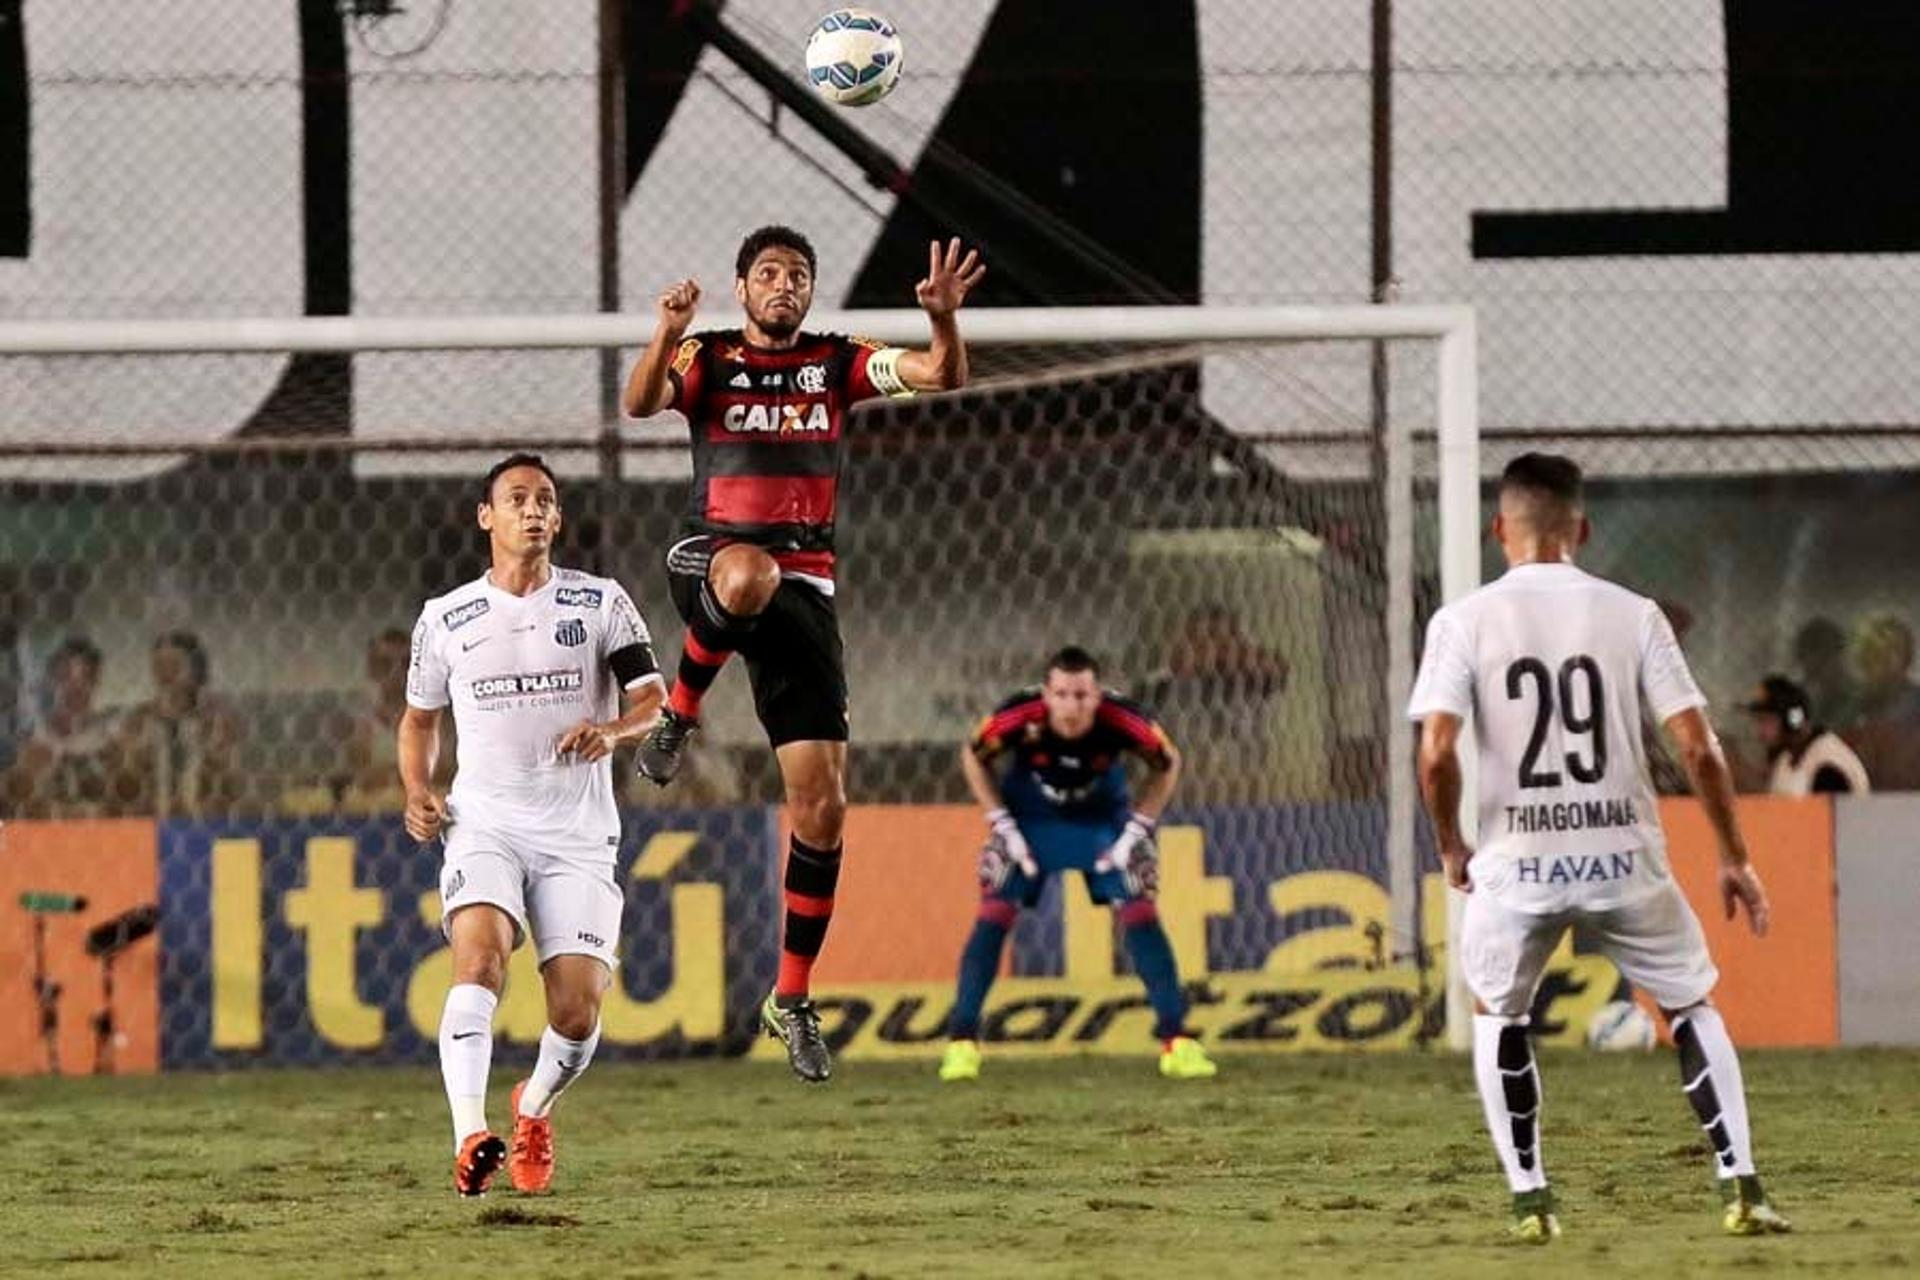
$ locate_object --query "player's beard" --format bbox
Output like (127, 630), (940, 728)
(754, 299), (804, 341)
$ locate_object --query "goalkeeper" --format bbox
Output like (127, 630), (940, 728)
(940, 646), (1216, 1082)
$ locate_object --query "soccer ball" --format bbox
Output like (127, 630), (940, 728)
(1585, 999), (1657, 1052)
(805, 9), (904, 107)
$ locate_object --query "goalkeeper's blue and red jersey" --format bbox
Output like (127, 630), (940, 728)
(970, 687), (1175, 815)
(665, 328), (909, 584)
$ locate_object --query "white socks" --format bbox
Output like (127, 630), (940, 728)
(1672, 1004), (1756, 1178)
(1473, 1014), (1547, 1193)
(439, 983), (498, 1150)
(518, 1023), (603, 1119)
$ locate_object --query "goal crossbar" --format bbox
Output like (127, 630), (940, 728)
(0, 304), (1474, 355)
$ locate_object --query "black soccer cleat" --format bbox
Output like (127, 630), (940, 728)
(637, 708), (698, 785)
(762, 991), (832, 1083)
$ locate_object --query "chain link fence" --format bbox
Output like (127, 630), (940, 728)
(5, 0), (1919, 818)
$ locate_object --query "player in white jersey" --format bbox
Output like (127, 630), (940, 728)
(1409, 453), (1791, 1243)
(399, 453), (666, 1198)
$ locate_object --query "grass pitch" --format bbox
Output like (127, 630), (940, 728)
(6, 1050), (1918, 1278)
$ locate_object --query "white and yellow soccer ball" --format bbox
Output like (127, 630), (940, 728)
(1586, 999), (1657, 1051)
(805, 9), (904, 107)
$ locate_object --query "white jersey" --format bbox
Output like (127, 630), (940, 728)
(407, 566), (662, 853)
(1407, 562), (1705, 874)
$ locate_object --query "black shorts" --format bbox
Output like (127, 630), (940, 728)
(667, 539), (849, 748)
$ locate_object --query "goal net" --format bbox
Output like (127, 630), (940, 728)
(0, 306), (1477, 1065)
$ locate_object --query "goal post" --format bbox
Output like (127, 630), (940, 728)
(0, 303), (1480, 1043)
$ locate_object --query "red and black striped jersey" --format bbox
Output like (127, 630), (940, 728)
(969, 687), (1176, 792)
(666, 328), (912, 583)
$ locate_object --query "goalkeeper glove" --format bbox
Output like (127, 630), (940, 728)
(978, 807), (1039, 890)
(1095, 813), (1160, 898)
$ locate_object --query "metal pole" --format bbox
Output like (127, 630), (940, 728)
(1437, 316), (1482, 1050)
(594, 0), (627, 571)
(1372, 0), (1419, 978)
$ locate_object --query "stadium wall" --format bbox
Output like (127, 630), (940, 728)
(3, 795), (1887, 1075)
(1834, 795), (1920, 1047)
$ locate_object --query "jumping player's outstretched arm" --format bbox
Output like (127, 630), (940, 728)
(1664, 706), (1772, 936)
(622, 278), (702, 418)
(895, 238), (986, 393)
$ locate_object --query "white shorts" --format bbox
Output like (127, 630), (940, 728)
(1461, 875), (1718, 1018)
(439, 821), (623, 969)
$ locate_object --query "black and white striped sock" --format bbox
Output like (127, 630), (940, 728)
(1473, 1014), (1547, 1193)
(1673, 1004), (1756, 1178)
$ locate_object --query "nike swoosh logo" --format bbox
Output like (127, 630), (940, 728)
(451, 1031), (484, 1041)
(462, 637), (491, 652)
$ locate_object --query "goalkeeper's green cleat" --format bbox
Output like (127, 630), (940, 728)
(1158, 1035), (1218, 1080)
(1510, 1188), (1561, 1244)
(1721, 1175), (1792, 1236)
(938, 1040), (982, 1082)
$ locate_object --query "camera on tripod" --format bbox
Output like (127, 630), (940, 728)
(19, 892), (158, 1075)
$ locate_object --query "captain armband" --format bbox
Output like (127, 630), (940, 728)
(864, 346), (914, 397)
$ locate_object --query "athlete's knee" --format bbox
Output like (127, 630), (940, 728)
(709, 544), (780, 616)
(788, 782), (847, 846)
(547, 990), (602, 1042)
(451, 945), (508, 993)
(447, 909), (513, 992)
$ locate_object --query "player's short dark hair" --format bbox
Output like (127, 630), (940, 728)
(1045, 646), (1101, 679)
(481, 452), (559, 505)
(49, 635), (102, 678)
(736, 225), (817, 279)
(1500, 452), (1585, 509)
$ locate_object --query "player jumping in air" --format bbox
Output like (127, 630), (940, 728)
(1409, 453), (1791, 1242)
(939, 647), (1217, 1082)
(400, 454), (666, 1197)
(621, 227), (985, 1082)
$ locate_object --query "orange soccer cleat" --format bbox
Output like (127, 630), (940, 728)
(508, 1081), (555, 1194)
(453, 1130), (508, 1197)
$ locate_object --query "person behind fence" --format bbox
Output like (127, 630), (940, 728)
(341, 627), (419, 811)
(938, 645), (1216, 1084)
(1741, 675), (1869, 796)
(1791, 616), (1858, 731)
(111, 630), (239, 817)
(1140, 603), (1288, 803)
(399, 453), (666, 1199)
(1, 636), (118, 817)
(1846, 613), (1920, 790)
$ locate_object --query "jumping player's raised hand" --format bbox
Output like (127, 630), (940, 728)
(657, 278), (701, 337)
(915, 238), (985, 317)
